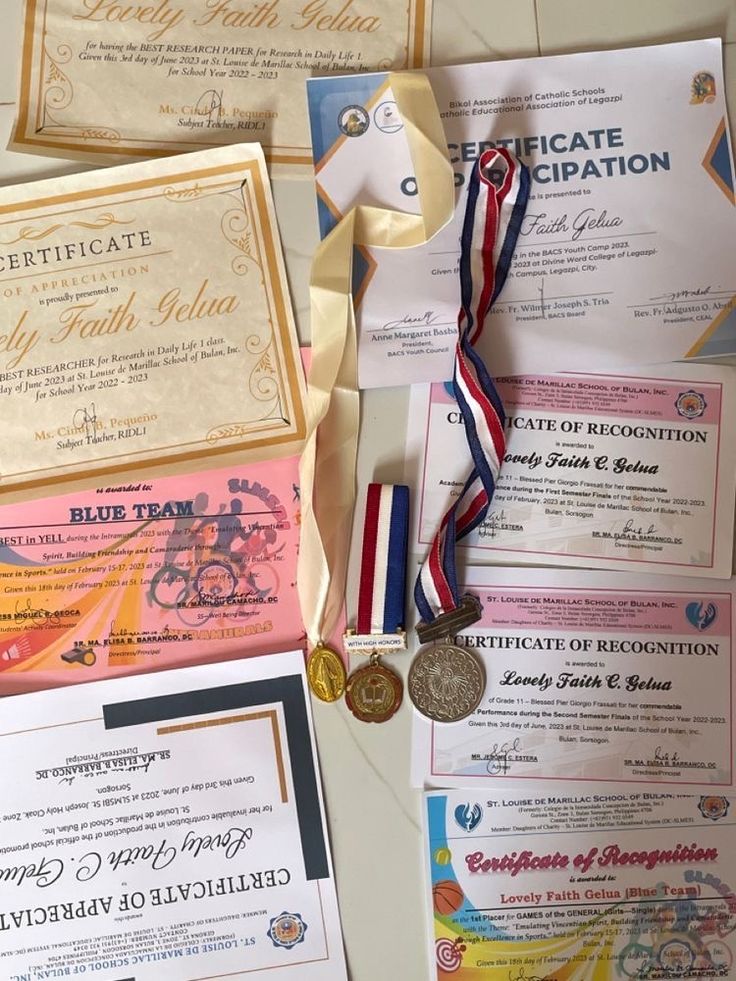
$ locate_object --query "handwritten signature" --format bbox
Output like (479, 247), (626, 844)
(653, 746), (681, 765)
(649, 285), (721, 303)
(14, 598), (62, 628)
(509, 968), (556, 981)
(619, 518), (660, 539)
(486, 737), (523, 776)
(195, 89), (223, 122)
(73, 403), (98, 439)
(381, 310), (442, 331)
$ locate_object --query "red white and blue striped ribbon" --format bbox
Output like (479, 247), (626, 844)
(415, 148), (530, 625)
(358, 484), (410, 634)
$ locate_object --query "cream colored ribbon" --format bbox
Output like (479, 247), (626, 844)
(298, 71), (455, 653)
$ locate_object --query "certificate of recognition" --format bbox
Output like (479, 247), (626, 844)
(0, 457), (304, 695)
(11, 0), (430, 172)
(406, 364), (736, 577)
(307, 39), (736, 387)
(412, 567), (735, 792)
(0, 145), (306, 491)
(423, 788), (736, 979)
(0, 653), (348, 979)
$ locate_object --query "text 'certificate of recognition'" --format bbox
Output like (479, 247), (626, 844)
(412, 568), (735, 792)
(406, 364), (736, 577)
(11, 0), (431, 172)
(423, 788), (736, 979)
(307, 39), (736, 386)
(0, 653), (348, 979)
(0, 145), (306, 492)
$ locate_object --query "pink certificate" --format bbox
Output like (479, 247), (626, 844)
(0, 459), (304, 693)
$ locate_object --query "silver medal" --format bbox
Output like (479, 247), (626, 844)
(408, 642), (485, 723)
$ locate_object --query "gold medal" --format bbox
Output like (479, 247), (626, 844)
(307, 644), (347, 703)
(345, 655), (403, 723)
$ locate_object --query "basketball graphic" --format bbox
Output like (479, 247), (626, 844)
(433, 879), (464, 915)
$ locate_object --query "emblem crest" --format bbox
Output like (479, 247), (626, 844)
(675, 390), (706, 419)
(453, 802), (482, 832)
(267, 912), (307, 949)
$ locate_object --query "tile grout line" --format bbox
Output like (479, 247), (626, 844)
(533, 0), (542, 56)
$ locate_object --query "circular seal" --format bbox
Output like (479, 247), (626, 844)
(338, 104), (369, 137)
(267, 911), (307, 949)
(194, 561), (237, 603)
(307, 645), (347, 703)
(345, 660), (402, 722)
(656, 938), (695, 976)
(675, 389), (707, 419)
(408, 644), (485, 722)
(374, 100), (403, 133)
(699, 795), (730, 820)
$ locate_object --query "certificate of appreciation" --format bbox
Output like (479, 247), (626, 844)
(0, 145), (306, 491)
(412, 567), (735, 792)
(0, 653), (348, 979)
(307, 38), (736, 386)
(423, 788), (736, 979)
(406, 364), (736, 577)
(11, 0), (430, 172)
(0, 458), (305, 695)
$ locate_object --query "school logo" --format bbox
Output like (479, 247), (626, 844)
(675, 390), (706, 419)
(685, 600), (718, 631)
(657, 937), (695, 975)
(338, 104), (369, 137)
(267, 912), (308, 949)
(699, 796), (730, 821)
(454, 802), (482, 832)
(374, 100), (403, 133)
(690, 71), (717, 105)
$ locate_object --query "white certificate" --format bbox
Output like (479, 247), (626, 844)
(412, 567), (735, 792)
(406, 364), (736, 577)
(307, 38), (736, 387)
(423, 787), (736, 980)
(0, 653), (347, 980)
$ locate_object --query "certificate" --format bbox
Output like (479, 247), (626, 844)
(307, 38), (736, 387)
(407, 364), (736, 578)
(0, 653), (348, 979)
(0, 145), (306, 491)
(412, 567), (735, 792)
(10, 0), (430, 173)
(423, 787), (736, 979)
(0, 457), (304, 695)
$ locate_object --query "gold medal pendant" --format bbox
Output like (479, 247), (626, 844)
(345, 654), (403, 724)
(307, 644), (347, 703)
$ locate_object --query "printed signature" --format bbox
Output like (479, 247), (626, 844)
(380, 310), (442, 331)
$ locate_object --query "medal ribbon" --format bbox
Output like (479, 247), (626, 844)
(357, 484), (410, 635)
(414, 148), (530, 625)
(298, 72), (455, 652)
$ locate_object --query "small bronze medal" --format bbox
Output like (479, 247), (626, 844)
(345, 654), (403, 723)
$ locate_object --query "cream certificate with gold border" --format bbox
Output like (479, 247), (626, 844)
(10, 0), (431, 172)
(0, 143), (306, 493)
